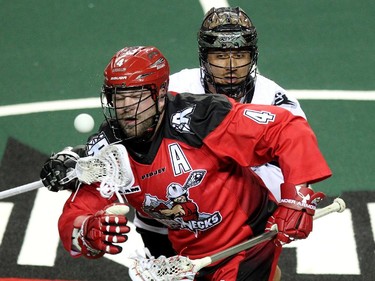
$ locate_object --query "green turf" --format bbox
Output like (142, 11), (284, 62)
(1, 0), (374, 195)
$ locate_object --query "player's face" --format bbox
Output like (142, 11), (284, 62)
(207, 50), (252, 87)
(114, 88), (156, 138)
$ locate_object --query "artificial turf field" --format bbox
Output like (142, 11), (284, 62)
(0, 1), (374, 280)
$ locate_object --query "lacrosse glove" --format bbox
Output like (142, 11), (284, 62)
(266, 183), (325, 246)
(40, 145), (86, 192)
(72, 203), (131, 259)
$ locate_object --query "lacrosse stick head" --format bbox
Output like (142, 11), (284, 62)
(75, 144), (135, 200)
(127, 255), (210, 281)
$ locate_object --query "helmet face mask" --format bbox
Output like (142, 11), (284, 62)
(101, 46), (169, 142)
(203, 48), (255, 99)
(198, 7), (258, 100)
(102, 86), (159, 141)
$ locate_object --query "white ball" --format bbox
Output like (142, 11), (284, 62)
(74, 113), (95, 133)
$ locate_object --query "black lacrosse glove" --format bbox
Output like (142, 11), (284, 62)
(40, 145), (86, 192)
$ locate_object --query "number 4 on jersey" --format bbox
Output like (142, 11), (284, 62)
(244, 109), (275, 124)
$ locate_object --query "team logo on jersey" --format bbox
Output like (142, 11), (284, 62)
(141, 169), (222, 235)
(170, 105), (195, 133)
(273, 92), (297, 108)
(86, 132), (110, 156)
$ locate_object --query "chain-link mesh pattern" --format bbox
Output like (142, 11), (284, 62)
(75, 145), (134, 200)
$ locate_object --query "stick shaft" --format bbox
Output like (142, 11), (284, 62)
(314, 198), (345, 219)
(209, 228), (277, 263)
(0, 180), (43, 200)
(203, 199), (346, 266)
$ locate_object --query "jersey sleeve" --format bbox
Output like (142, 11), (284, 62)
(204, 103), (332, 185)
(252, 75), (307, 118)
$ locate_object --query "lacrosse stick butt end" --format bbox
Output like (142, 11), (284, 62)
(333, 197), (346, 213)
(105, 204), (130, 215)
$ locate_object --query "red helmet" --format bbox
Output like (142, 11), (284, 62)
(101, 46), (170, 142)
(103, 46), (169, 99)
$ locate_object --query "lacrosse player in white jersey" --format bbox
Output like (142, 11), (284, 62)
(168, 6), (307, 203)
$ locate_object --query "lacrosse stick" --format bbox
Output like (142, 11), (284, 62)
(314, 197), (346, 219)
(126, 198), (347, 281)
(0, 144), (134, 202)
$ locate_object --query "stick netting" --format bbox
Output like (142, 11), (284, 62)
(129, 255), (196, 281)
(75, 145), (134, 199)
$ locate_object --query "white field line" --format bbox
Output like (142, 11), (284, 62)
(0, 98), (100, 117)
(0, 90), (374, 118)
(288, 90), (375, 100)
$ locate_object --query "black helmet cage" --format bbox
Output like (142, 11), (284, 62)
(198, 7), (259, 100)
(101, 84), (162, 142)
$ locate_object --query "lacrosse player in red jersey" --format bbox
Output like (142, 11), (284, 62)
(133, 8), (310, 277)
(40, 45), (331, 281)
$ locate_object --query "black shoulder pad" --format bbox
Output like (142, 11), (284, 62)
(165, 93), (233, 147)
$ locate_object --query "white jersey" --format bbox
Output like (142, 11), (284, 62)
(169, 68), (306, 118)
(169, 68), (307, 201)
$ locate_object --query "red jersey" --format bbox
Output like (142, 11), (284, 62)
(58, 93), (331, 260)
